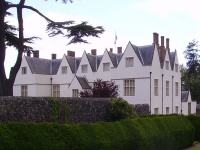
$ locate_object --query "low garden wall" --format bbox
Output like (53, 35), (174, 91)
(0, 97), (110, 124)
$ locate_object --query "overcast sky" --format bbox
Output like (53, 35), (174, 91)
(5, 0), (200, 77)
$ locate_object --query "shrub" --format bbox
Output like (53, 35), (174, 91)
(108, 97), (137, 122)
(80, 79), (119, 98)
(187, 115), (200, 141)
(0, 116), (195, 150)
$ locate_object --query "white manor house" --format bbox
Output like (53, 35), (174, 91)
(13, 33), (196, 115)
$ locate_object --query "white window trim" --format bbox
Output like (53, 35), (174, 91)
(61, 66), (67, 74)
(125, 57), (134, 67)
(124, 79), (135, 96)
(103, 63), (110, 72)
(81, 64), (88, 73)
(21, 85), (28, 96)
(72, 89), (79, 97)
(52, 85), (60, 97)
(22, 67), (27, 74)
(154, 79), (159, 96)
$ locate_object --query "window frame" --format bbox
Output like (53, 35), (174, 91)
(52, 85), (60, 97)
(81, 64), (88, 73)
(165, 60), (169, 70)
(103, 62), (110, 72)
(175, 82), (178, 96)
(21, 85), (28, 96)
(166, 81), (169, 96)
(61, 66), (67, 74)
(125, 57), (134, 67)
(72, 89), (79, 97)
(22, 67), (27, 74)
(124, 79), (135, 96)
(154, 79), (159, 96)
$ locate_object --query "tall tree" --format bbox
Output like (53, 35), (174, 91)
(183, 40), (200, 75)
(182, 40), (200, 103)
(0, 0), (104, 96)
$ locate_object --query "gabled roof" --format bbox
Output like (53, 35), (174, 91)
(85, 53), (103, 72)
(25, 56), (61, 75)
(86, 54), (97, 72)
(108, 51), (123, 68)
(76, 76), (91, 89)
(131, 43), (155, 66)
(65, 55), (81, 74)
(181, 91), (189, 102)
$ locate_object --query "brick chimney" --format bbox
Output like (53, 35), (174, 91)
(67, 50), (75, 57)
(161, 36), (165, 46)
(159, 36), (165, 64)
(91, 49), (96, 55)
(117, 47), (122, 54)
(153, 32), (159, 45)
(33, 50), (39, 58)
(110, 48), (113, 53)
(166, 38), (170, 52)
(27, 51), (31, 57)
(52, 54), (56, 59)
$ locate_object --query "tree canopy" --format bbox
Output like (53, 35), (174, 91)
(0, 0), (104, 96)
(182, 40), (200, 102)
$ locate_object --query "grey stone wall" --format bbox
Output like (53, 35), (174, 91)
(134, 104), (150, 115)
(0, 97), (110, 124)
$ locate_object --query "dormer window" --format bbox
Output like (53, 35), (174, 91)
(126, 57), (134, 67)
(165, 61), (169, 70)
(22, 67), (27, 74)
(81, 64), (88, 73)
(103, 63), (110, 71)
(62, 66), (67, 74)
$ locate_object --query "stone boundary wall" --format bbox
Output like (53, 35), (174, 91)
(0, 97), (110, 124)
(0, 97), (150, 124)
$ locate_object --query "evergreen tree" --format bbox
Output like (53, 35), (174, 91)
(0, 0), (104, 96)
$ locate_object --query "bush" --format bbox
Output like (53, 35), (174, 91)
(0, 116), (195, 150)
(108, 97), (137, 121)
(187, 115), (200, 141)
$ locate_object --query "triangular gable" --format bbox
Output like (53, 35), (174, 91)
(162, 48), (171, 70)
(169, 50), (178, 71)
(69, 75), (90, 89)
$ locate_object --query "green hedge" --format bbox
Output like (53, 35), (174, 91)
(0, 116), (194, 150)
(187, 115), (200, 141)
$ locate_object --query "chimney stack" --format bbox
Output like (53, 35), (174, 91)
(52, 54), (56, 59)
(67, 50), (75, 57)
(33, 50), (39, 58)
(161, 36), (165, 47)
(166, 38), (170, 49)
(153, 32), (159, 45)
(91, 49), (96, 56)
(27, 51), (31, 57)
(117, 47), (122, 54)
(110, 48), (113, 53)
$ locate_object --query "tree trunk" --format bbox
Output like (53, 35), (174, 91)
(0, 0), (8, 96)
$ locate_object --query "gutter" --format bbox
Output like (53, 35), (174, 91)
(162, 74), (164, 114)
(150, 72), (152, 114)
(172, 75), (174, 113)
(50, 77), (52, 97)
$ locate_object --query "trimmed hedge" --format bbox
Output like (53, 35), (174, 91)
(0, 116), (194, 150)
(187, 115), (200, 141)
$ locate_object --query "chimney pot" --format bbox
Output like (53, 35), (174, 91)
(161, 36), (165, 46)
(110, 48), (113, 53)
(33, 50), (39, 58)
(52, 54), (56, 59)
(91, 49), (96, 55)
(117, 47), (122, 54)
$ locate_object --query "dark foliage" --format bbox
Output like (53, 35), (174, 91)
(80, 79), (119, 98)
(0, 116), (194, 150)
(183, 40), (200, 75)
